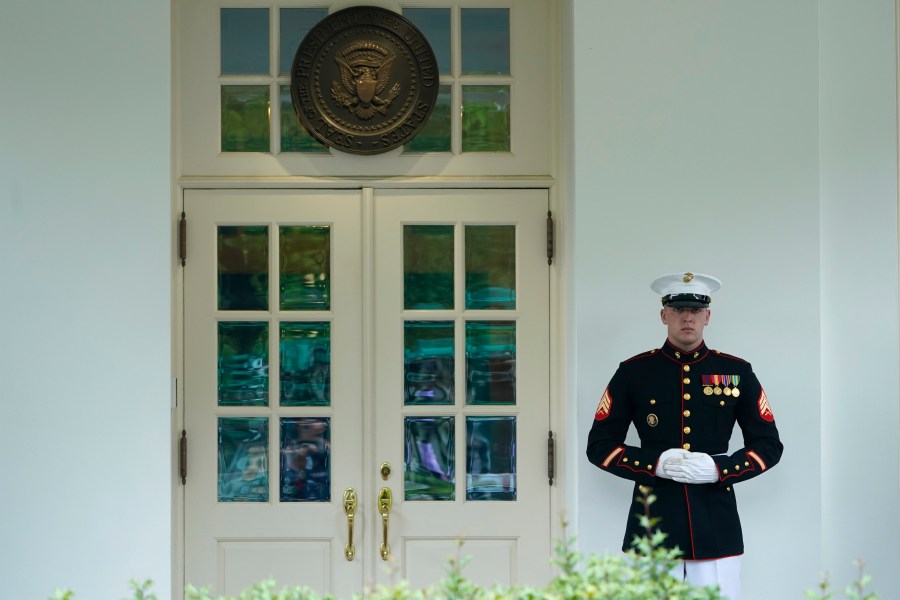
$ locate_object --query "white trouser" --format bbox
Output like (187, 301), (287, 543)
(670, 556), (742, 600)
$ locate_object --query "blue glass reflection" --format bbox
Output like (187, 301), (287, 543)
(218, 417), (269, 502)
(403, 8), (450, 75)
(405, 321), (454, 405)
(280, 8), (327, 75)
(221, 8), (270, 75)
(218, 322), (269, 407)
(465, 321), (516, 405)
(466, 416), (516, 500)
(405, 416), (455, 500)
(280, 417), (331, 502)
(461, 8), (510, 75)
(281, 322), (330, 406)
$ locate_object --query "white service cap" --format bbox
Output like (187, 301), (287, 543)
(651, 272), (721, 307)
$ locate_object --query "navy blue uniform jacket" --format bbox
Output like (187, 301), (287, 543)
(586, 340), (783, 560)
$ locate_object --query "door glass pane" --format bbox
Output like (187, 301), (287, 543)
(221, 85), (271, 153)
(221, 8), (269, 75)
(280, 322), (330, 406)
(404, 85), (451, 153)
(462, 85), (510, 152)
(461, 8), (510, 75)
(403, 8), (451, 75)
(465, 225), (515, 310)
(280, 225), (331, 311)
(404, 416), (455, 500)
(218, 322), (269, 407)
(466, 416), (516, 500)
(279, 8), (327, 76)
(218, 225), (269, 311)
(404, 321), (454, 405)
(280, 85), (329, 153)
(218, 417), (269, 502)
(466, 321), (516, 405)
(404, 225), (454, 309)
(280, 417), (331, 502)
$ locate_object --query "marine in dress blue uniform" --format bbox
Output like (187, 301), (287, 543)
(586, 273), (783, 598)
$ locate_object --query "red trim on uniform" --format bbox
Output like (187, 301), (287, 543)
(747, 450), (767, 471)
(719, 460), (756, 481)
(602, 446), (624, 468)
(683, 484), (697, 559)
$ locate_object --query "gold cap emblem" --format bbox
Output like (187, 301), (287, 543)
(683, 272), (694, 283)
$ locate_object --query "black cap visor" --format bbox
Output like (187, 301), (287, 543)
(662, 294), (710, 308)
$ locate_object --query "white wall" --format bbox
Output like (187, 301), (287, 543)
(0, 1), (172, 599)
(820, 0), (900, 594)
(572, 1), (826, 598)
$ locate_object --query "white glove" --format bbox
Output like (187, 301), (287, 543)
(655, 448), (689, 480)
(665, 452), (719, 484)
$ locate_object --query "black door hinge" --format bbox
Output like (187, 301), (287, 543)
(180, 429), (187, 485)
(179, 212), (187, 266)
(546, 210), (554, 266)
(547, 430), (555, 485)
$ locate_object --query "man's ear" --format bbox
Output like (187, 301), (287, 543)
(660, 308), (668, 324)
(704, 309), (711, 325)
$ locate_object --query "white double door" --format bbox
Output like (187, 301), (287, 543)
(182, 188), (551, 598)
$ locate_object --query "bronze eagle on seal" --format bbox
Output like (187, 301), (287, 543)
(331, 41), (401, 120)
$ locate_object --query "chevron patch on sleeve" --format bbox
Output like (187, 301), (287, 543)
(595, 388), (613, 421)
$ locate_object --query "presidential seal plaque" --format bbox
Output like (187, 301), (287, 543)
(290, 6), (439, 155)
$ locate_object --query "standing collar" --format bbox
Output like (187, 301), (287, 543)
(660, 339), (709, 363)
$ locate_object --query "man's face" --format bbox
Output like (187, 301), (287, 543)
(660, 306), (710, 352)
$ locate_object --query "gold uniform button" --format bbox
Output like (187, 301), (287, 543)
(745, 461), (750, 467)
(682, 443), (691, 450)
(683, 378), (691, 384)
(683, 365), (690, 372)
(647, 464), (653, 470)
(723, 469), (729, 474)
(683, 393), (691, 400)
(650, 399), (656, 405)
(727, 487), (732, 492)
(683, 410), (691, 417)
(683, 427), (691, 434)
(734, 465), (740, 470)
(720, 400), (725, 406)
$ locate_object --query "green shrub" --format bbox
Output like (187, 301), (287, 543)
(47, 493), (878, 600)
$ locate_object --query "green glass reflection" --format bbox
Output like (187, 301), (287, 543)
(405, 416), (455, 500)
(462, 86), (510, 153)
(403, 8), (450, 75)
(465, 225), (515, 310)
(219, 417), (269, 502)
(280, 85), (329, 153)
(404, 85), (451, 153)
(221, 85), (270, 153)
(280, 226), (330, 310)
(281, 322), (330, 406)
(466, 416), (516, 500)
(221, 8), (269, 75)
(466, 321), (516, 405)
(404, 321), (454, 405)
(404, 225), (454, 310)
(218, 225), (268, 311)
(281, 417), (331, 502)
(461, 8), (510, 75)
(280, 8), (327, 76)
(218, 322), (269, 407)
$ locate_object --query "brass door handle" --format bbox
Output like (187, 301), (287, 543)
(343, 488), (357, 561)
(378, 487), (392, 560)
